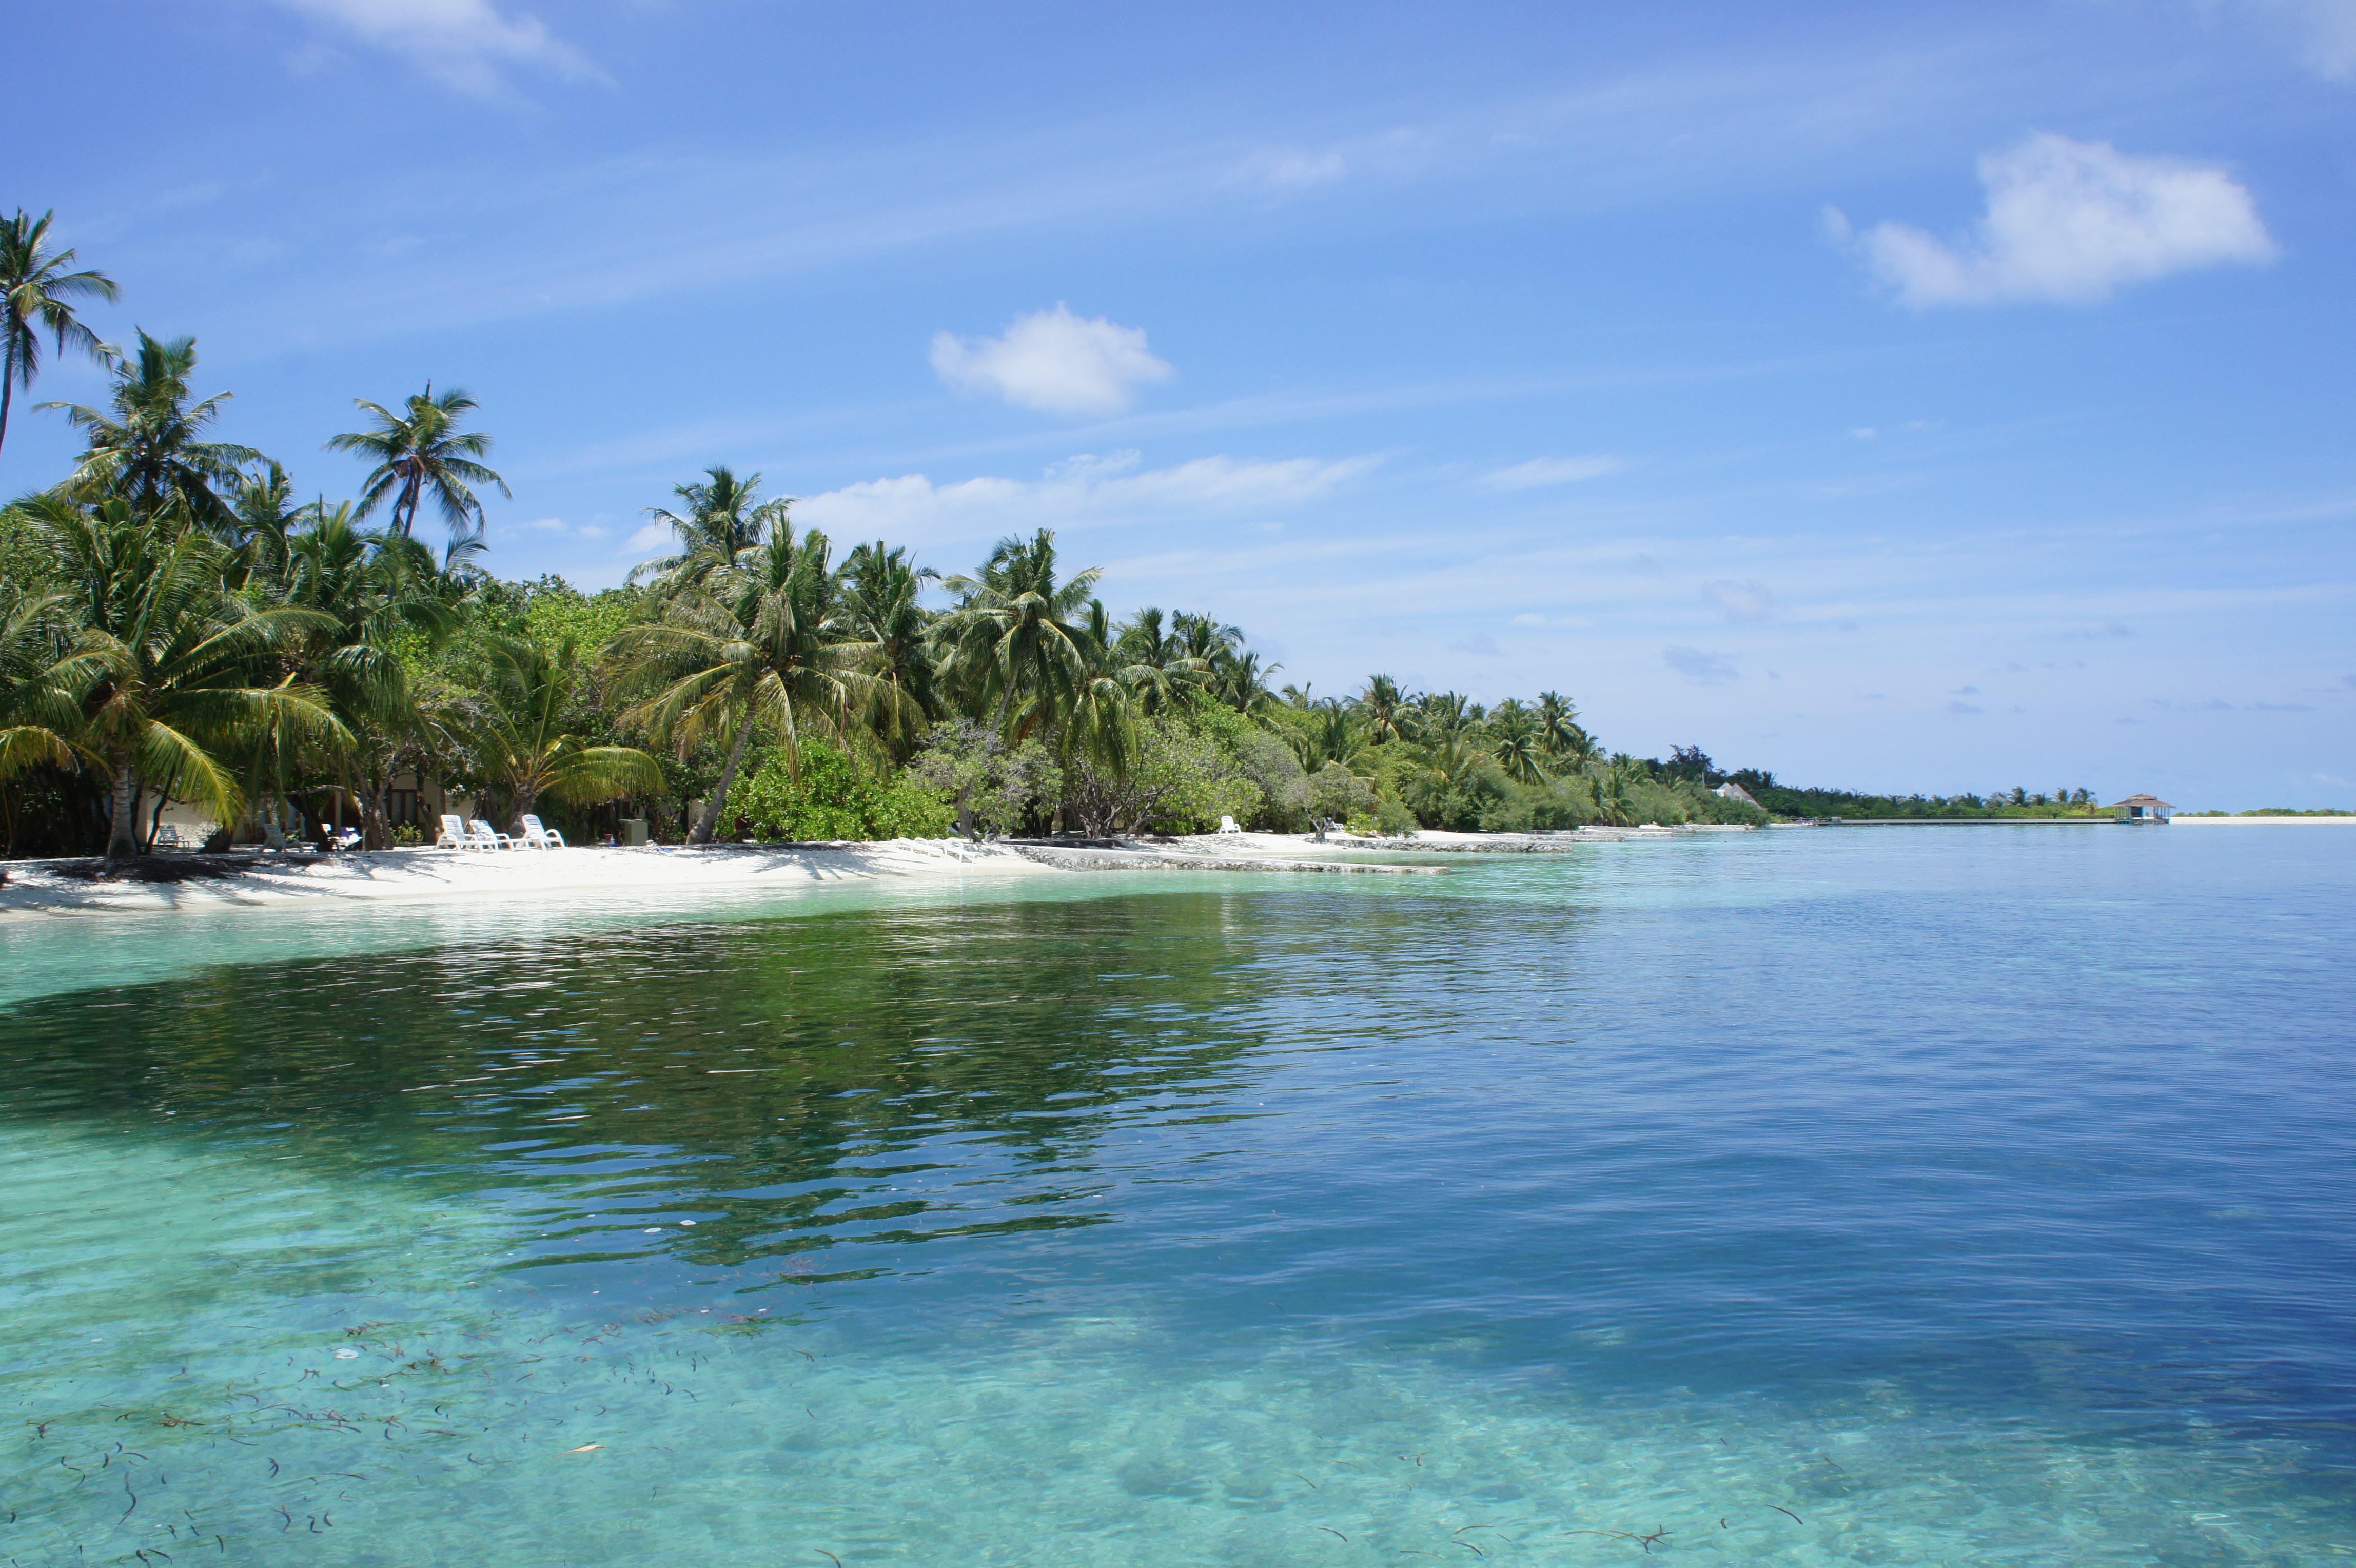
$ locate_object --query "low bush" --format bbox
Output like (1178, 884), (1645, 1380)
(730, 742), (954, 841)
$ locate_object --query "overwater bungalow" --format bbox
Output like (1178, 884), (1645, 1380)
(2109, 793), (2175, 824)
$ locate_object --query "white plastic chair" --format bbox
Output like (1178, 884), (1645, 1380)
(436, 814), (472, 849)
(468, 818), (517, 850)
(1217, 815), (1242, 834)
(519, 814), (566, 849)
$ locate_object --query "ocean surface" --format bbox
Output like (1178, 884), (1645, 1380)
(2, 826), (2350, 1565)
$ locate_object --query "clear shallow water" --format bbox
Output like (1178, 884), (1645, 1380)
(3, 828), (2351, 1564)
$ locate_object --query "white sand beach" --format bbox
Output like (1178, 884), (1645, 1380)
(0, 826), (1739, 920)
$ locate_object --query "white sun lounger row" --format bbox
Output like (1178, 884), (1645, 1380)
(435, 813), (567, 850)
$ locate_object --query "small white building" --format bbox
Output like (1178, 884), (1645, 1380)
(2108, 793), (2174, 824)
(1715, 781), (1761, 808)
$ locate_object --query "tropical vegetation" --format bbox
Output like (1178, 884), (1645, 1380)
(12, 214), (2083, 864)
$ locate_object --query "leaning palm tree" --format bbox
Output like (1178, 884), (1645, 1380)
(41, 331), (259, 530)
(328, 383), (509, 548)
(0, 208), (119, 459)
(31, 493), (343, 857)
(933, 529), (1101, 742)
(462, 635), (662, 829)
(631, 465), (791, 587)
(841, 539), (941, 763)
(608, 525), (876, 844)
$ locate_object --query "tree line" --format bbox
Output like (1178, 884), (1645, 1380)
(0, 206), (1772, 859)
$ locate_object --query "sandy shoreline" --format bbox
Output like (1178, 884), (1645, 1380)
(0, 826), (1740, 920)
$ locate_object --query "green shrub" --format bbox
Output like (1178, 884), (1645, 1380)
(731, 742), (954, 841)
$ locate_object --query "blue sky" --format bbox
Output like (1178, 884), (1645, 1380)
(8, 2), (2354, 806)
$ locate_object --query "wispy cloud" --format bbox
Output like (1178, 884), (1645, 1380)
(790, 451), (1380, 551)
(267, 0), (601, 95)
(1477, 454), (1622, 491)
(931, 305), (1174, 416)
(1834, 133), (2276, 306)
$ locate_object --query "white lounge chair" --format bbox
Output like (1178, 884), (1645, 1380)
(518, 814), (566, 849)
(1217, 815), (1242, 835)
(436, 814), (472, 849)
(468, 818), (517, 850)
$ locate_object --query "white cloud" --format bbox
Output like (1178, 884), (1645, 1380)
(795, 452), (1380, 547)
(267, 0), (599, 95)
(929, 304), (1174, 416)
(625, 520), (670, 552)
(521, 516), (566, 532)
(1703, 579), (1775, 623)
(1664, 646), (1740, 685)
(1840, 133), (2276, 307)
(1477, 455), (1622, 491)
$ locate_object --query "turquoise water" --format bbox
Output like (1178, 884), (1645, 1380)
(3, 828), (2351, 1564)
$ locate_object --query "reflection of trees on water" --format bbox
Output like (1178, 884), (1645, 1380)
(2, 896), (1273, 1272)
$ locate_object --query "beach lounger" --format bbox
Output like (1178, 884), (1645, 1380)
(436, 814), (472, 849)
(1217, 815), (1242, 834)
(468, 818), (517, 850)
(518, 814), (566, 849)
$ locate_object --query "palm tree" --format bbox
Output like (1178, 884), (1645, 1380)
(1294, 699), (1364, 771)
(31, 494), (343, 857)
(1418, 729), (1490, 791)
(1062, 600), (1145, 775)
(841, 540), (941, 763)
(225, 462), (315, 586)
(933, 529), (1101, 742)
(1417, 690), (1472, 740)
(632, 465), (790, 586)
(0, 583), (92, 854)
(41, 332), (259, 530)
(1357, 674), (1409, 745)
(462, 635), (661, 830)
(1487, 698), (1549, 786)
(0, 209), (119, 460)
(1112, 606), (1212, 713)
(1215, 649), (1280, 716)
(1171, 611), (1242, 665)
(329, 383), (509, 548)
(1588, 758), (1636, 826)
(1537, 690), (1594, 763)
(609, 526), (876, 844)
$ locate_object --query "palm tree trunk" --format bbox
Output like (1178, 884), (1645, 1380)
(688, 727), (755, 845)
(107, 765), (140, 859)
(0, 359), (15, 458)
